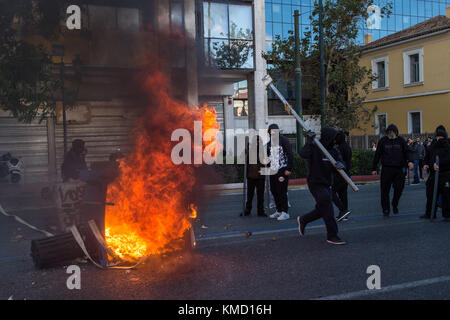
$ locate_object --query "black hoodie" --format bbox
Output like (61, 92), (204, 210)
(372, 124), (409, 171)
(428, 126), (450, 174)
(300, 127), (342, 187)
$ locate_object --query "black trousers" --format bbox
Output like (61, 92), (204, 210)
(425, 172), (450, 218)
(438, 172), (450, 218)
(380, 166), (405, 213)
(301, 183), (338, 238)
(332, 177), (348, 213)
(425, 175), (437, 217)
(245, 178), (265, 215)
(270, 170), (289, 213)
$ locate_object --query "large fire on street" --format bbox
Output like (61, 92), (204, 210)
(104, 67), (220, 262)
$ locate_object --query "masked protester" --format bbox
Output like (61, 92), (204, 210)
(267, 124), (294, 221)
(332, 131), (352, 222)
(421, 125), (450, 220)
(372, 124), (413, 217)
(61, 139), (88, 182)
(241, 135), (267, 217)
(297, 127), (347, 245)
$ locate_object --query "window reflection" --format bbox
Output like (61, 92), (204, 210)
(203, 1), (254, 69)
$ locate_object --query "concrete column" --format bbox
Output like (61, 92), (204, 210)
(184, 0), (199, 107)
(247, 0), (267, 131)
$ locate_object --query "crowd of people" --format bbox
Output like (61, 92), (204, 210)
(241, 124), (450, 245)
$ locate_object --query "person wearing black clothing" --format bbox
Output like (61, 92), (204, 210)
(420, 125), (450, 220)
(407, 138), (420, 184)
(267, 124), (294, 221)
(61, 139), (88, 182)
(372, 124), (413, 217)
(241, 135), (267, 217)
(297, 127), (347, 245)
(332, 131), (352, 222)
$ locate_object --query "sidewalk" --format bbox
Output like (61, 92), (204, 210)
(0, 175), (382, 212)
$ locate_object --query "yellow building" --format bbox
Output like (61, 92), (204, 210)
(352, 10), (450, 136)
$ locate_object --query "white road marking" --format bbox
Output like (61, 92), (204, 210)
(315, 275), (450, 300)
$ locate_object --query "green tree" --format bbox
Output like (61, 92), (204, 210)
(263, 0), (392, 133)
(0, 0), (69, 123)
(211, 22), (253, 69)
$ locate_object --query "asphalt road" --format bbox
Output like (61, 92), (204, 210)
(0, 182), (449, 300)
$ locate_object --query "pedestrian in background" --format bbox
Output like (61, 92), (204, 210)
(417, 138), (426, 180)
(372, 124), (413, 217)
(61, 139), (88, 182)
(297, 127), (347, 245)
(407, 137), (420, 185)
(241, 135), (267, 217)
(267, 124), (294, 221)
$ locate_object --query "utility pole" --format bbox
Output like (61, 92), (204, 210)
(319, 0), (325, 127)
(294, 10), (303, 152)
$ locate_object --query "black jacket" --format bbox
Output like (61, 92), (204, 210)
(428, 138), (450, 174)
(61, 149), (87, 181)
(300, 127), (342, 187)
(267, 134), (294, 173)
(372, 125), (409, 171)
(246, 136), (266, 180)
(407, 142), (420, 161)
(333, 132), (352, 184)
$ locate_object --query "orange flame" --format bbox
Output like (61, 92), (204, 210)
(104, 69), (220, 261)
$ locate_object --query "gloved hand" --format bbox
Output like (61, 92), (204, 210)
(306, 130), (316, 143)
(335, 161), (346, 170)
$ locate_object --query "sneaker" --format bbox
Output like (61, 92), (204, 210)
(297, 216), (305, 236)
(337, 210), (351, 222)
(327, 236), (346, 245)
(277, 212), (290, 221)
(270, 212), (281, 219)
(393, 207), (399, 214)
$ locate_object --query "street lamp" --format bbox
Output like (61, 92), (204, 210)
(294, 10), (303, 152)
(319, 0), (325, 127)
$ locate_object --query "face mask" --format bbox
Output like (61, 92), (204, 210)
(387, 131), (397, 140)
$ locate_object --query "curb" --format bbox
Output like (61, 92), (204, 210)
(204, 175), (380, 191)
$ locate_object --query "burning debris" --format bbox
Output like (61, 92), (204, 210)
(103, 67), (220, 262)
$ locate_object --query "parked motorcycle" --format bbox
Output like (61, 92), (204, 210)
(0, 153), (24, 183)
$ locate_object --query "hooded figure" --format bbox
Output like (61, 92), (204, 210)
(422, 125), (450, 220)
(372, 124), (412, 216)
(241, 135), (267, 217)
(267, 124), (294, 221)
(297, 127), (346, 245)
(61, 139), (88, 182)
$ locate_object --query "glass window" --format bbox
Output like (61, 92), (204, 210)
(203, 2), (228, 38)
(410, 112), (421, 134)
(410, 54), (420, 83)
(376, 114), (387, 135)
(266, 22), (273, 41)
(272, 4), (282, 22)
(117, 8), (140, 31)
(266, 3), (272, 21)
(229, 4), (253, 40)
(410, 0), (418, 16)
(377, 61), (386, 88)
(203, 1), (254, 69)
(88, 5), (116, 29)
(170, 0), (184, 29)
(402, 0), (410, 15)
(282, 4), (292, 24)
